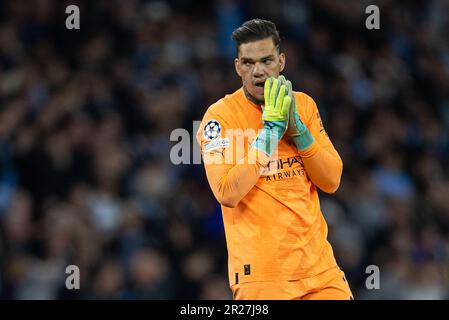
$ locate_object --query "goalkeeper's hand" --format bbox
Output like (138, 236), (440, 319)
(280, 76), (315, 151)
(252, 77), (291, 157)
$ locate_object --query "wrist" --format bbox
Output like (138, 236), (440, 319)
(253, 125), (283, 157)
(292, 127), (314, 151)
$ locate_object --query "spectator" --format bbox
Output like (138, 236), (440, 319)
(0, 0), (448, 299)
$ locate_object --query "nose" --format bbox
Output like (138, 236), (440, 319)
(252, 62), (265, 78)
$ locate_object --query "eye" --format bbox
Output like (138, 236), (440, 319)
(262, 59), (272, 65)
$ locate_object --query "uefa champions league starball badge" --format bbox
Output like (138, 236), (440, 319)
(203, 119), (221, 140)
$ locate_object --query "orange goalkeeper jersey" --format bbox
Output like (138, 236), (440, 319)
(196, 88), (343, 286)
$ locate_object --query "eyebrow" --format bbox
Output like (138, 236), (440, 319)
(240, 55), (275, 62)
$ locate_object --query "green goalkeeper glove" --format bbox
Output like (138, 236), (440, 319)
(281, 77), (314, 151)
(252, 77), (291, 157)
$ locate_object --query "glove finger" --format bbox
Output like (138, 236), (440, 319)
(281, 94), (291, 117)
(286, 80), (295, 116)
(276, 84), (286, 113)
(270, 78), (280, 111)
(264, 77), (273, 110)
(286, 80), (292, 96)
(278, 76), (287, 110)
(278, 75), (286, 86)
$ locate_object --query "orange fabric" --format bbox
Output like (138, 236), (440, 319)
(231, 266), (353, 300)
(196, 88), (344, 287)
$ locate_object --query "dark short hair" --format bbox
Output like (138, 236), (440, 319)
(231, 19), (281, 55)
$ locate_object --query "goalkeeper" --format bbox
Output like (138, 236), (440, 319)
(196, 19), (353, 300)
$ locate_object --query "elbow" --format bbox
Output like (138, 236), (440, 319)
(221, 201), (238, 208)
(321, 179), (340, 194)
(218, 194), (239, 208)
(218, 197), (239, 208)
(214, 181), (241, 208)
(320, 162), (343, 194)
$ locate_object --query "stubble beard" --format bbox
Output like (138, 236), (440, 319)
(243, 85), (264, 106)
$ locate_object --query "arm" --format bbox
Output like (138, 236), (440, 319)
(198, 78), (290, 207)
(200, 148), (269, 208)
(298, 138), (343, 194)
(288, 92), (343, 194)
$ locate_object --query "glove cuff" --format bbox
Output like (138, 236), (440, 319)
(292, 127), (315, 151)
(252, 126), (283, 157)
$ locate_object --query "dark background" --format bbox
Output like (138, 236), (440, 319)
(0, 0), (448, 299)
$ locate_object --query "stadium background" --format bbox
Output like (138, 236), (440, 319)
(1, 0), (449, 299)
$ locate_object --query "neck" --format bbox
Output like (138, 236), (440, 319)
(243, 86), (263, 106)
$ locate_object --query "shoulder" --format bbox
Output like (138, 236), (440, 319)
(293, 91), (319, 123)
(201, 89), (244, 125)
(196, 89), (242, 142)
(293, 91), (318, 109)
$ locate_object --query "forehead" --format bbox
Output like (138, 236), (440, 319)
(238, 37), (277, 59)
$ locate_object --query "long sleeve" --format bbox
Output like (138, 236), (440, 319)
(295, 95), (343, 194)
(196, 105), (270, 208)
(201, 148), (269, 208)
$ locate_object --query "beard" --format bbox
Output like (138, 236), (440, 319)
(243, 85), (264, 105)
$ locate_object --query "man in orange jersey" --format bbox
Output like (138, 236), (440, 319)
(196, 18), (353, 300)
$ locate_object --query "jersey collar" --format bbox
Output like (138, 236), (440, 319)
(242, 86), (263, 110)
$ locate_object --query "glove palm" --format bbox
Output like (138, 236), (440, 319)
(281, 76), (315, 151)
(253, 77), (291, 157)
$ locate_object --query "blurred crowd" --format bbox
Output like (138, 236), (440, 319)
(1, 0), (449, 299)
